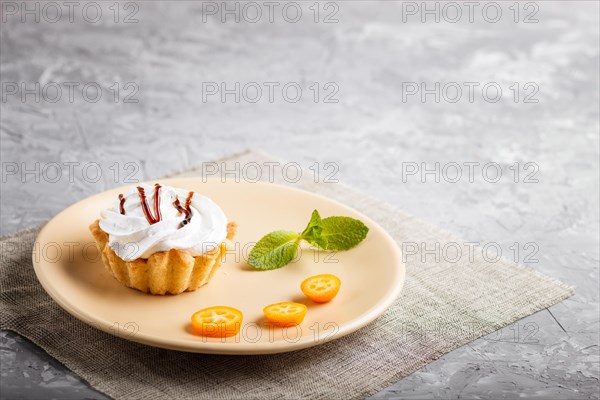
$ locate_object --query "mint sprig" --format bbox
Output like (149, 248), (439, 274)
(247, 230), (300, 270)
(305, 216), (370, 251)
(301, 210), (323, 242)
(248, 210), (369, 270)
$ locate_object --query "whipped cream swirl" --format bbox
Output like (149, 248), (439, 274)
(99, 184), (228, 261)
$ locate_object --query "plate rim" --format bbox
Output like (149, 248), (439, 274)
(32, 178), (405, 354)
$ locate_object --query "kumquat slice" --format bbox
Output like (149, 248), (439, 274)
(301, 274), (341, 303)
(263, 302), (308, 327)
(191, 306), (243, 338)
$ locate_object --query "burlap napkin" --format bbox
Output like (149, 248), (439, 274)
(0, 150), (574, 400)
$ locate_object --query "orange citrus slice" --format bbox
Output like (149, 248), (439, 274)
(263, 302), (307, 327)
(191, 306), (243, 338)
(301, 274), (341, 303)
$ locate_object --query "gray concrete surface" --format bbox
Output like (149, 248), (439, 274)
(1, 1), (599, 399)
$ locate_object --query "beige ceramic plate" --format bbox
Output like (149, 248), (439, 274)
(33, 178), (405, 354)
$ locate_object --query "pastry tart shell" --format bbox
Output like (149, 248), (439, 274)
(89, 220), (237, 295)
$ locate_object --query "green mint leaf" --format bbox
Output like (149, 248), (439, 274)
(248, 230), (300, 270)
(300, 210), (323, 242)
(315, 216), (369, 251)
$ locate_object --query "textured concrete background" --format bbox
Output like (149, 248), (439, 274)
(1, 1), (599, 399)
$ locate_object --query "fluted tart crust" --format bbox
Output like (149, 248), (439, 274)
(89, 220), (237, 295)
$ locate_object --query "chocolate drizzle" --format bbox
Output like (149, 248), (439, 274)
(153, 184), (162, 222)
(185, 191), (194, 208)
(121, 185), (195, 228)
(173, 196), (184, 214)
(118, 194), (126, 215)
(173, 191), (194, 228)
(137, 184), (162, 224)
